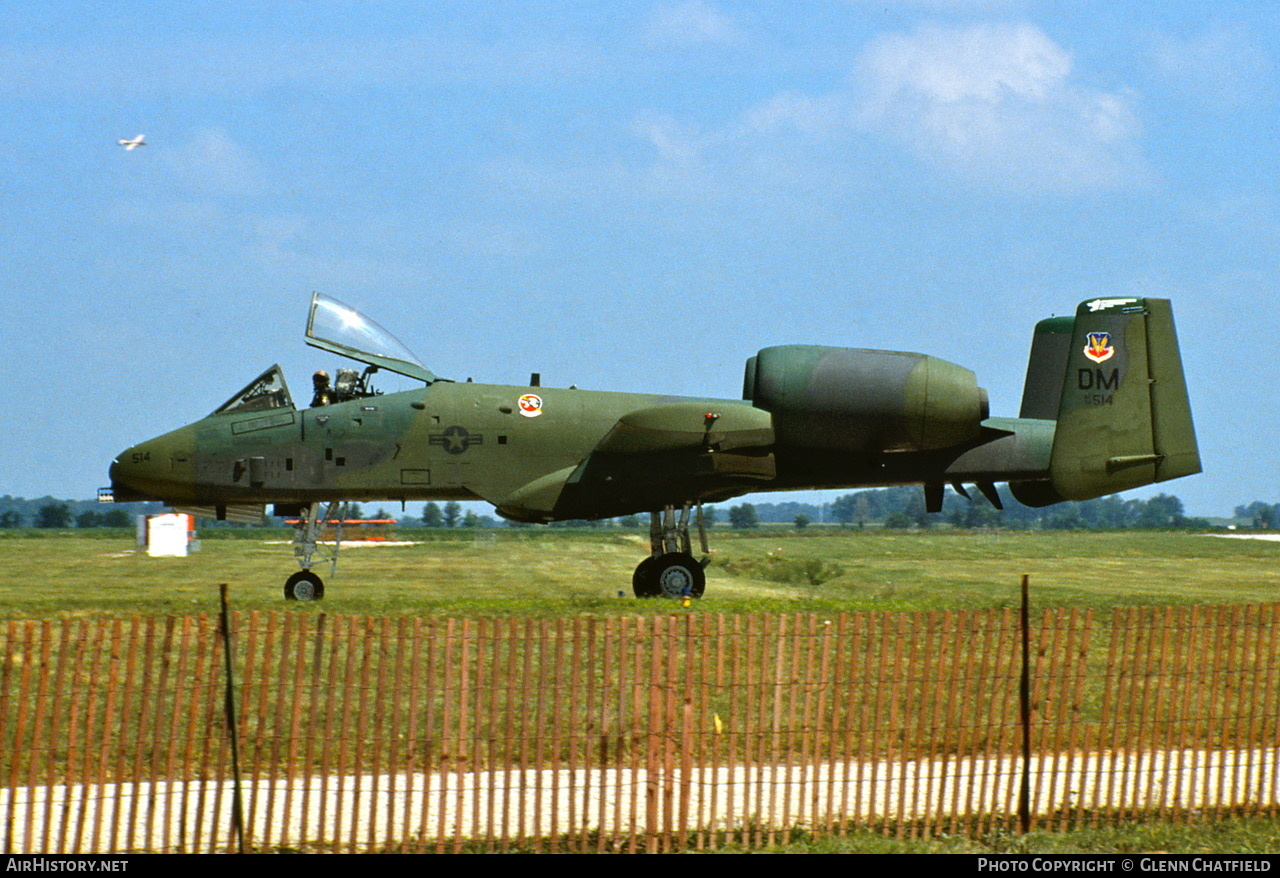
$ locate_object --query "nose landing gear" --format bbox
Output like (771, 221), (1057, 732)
(284, 501), (342, 600)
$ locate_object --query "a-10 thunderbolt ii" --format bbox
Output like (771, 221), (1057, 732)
(102, 294), (1199, 601)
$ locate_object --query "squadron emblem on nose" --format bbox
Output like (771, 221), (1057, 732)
(518, 394), (543, 418)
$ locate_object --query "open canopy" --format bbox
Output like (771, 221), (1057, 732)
(305, 292), (438, 383)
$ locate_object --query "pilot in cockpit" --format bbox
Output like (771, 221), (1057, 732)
(311, 370), (334, 407)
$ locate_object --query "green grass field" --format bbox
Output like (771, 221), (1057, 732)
(1, 526), (1276, 619)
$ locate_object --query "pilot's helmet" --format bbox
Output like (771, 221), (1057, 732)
(313, 370), (330, 386)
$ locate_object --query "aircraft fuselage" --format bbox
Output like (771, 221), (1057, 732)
(109, 378), (1054, 522)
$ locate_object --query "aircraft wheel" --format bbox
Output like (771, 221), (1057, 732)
(284, 570), (325, 601)
(632, 557), (660, 598)
(653, 552), (706, 599)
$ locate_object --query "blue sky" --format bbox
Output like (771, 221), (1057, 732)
(2, 1), (1276, 517)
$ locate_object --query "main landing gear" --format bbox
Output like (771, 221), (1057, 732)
(284, 501), (342, 600)
(632, 503), (710, 599)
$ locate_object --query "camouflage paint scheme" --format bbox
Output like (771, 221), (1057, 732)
(104, 294), (1199, 596)
(108, 295), (1197, 518)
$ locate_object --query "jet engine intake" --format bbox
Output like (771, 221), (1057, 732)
(744, 345), (988, 453)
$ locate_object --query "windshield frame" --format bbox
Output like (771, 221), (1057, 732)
(212, 364), (295, 415)
(304, 293), (437, 383)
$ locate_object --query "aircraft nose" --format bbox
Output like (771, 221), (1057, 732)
(108, 427), (199, 503)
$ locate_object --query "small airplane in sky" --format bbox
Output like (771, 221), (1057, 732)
(117, 135), (146, 151)
(102, 294), (1200, 601)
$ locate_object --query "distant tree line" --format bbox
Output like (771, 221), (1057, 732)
(415, 501), (492, 528)
(710, 488), (1238, 531)
(1235, 501), (1280, 529)
(821, 487), (1212, 530)
(4, 491), (1271, 532)
(0, 496), (163, 529)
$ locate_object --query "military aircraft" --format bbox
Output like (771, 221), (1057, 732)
(102, 293), (1199, 601)
(117, 135), (146, 150)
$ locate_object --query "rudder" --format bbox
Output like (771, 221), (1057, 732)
(1048, 297), (1200, 501)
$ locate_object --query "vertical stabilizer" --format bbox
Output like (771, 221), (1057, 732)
(1019, 315), (1075, 420)
(1049, 298), (1200, 501)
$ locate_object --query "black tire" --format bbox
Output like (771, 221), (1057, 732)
(284, 570), (325, 601)
(652, 552), (706, 599)
(632, 557), (660, 598)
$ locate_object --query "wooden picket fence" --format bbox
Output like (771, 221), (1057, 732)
(2, 605), (1279, 853)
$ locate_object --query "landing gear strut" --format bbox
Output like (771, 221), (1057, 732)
(632, 502), (710, 599)
(285, 501), (342, 600)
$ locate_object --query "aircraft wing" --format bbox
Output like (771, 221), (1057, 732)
(497, 402), (775, 522)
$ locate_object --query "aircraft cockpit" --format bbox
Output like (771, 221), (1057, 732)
(213, 294), (441, 416)
(213, 365), (294, 415)
(311, 365), (384, 408)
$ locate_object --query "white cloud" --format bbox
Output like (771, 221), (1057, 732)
(859, 22), (1070, 106)
(628, 22), (1147, 197)
(645, 1), (746, 48)
(852, 23), (1147, 191)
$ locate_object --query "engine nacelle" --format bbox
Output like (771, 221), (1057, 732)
(744, 345), (988, 453)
